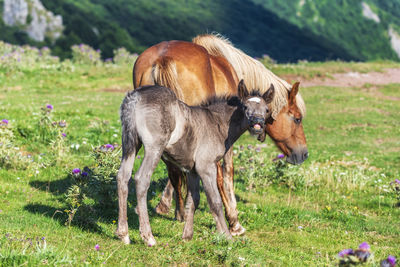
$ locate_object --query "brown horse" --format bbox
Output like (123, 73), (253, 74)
(132, 34), (308, 236)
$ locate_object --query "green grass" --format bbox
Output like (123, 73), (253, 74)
(1, 59), (400, 266)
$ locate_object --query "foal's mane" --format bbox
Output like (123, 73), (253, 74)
(199, 94), (241, 108)
(192, 33), (306, 119)
(199, 90), (264, 108)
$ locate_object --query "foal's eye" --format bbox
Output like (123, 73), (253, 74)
(266, 108), (269, 113)
(294, 117), (302, 124)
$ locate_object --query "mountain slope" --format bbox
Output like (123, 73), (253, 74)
(1, 0), (400, 62)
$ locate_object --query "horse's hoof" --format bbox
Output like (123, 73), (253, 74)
(230, 223), (246, 236)
(175, 211), (185, 222)
(155, 203), (170, 215)
(120, 235), (131, 244)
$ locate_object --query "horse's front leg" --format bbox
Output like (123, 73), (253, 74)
(135, 148), (163, 246)
(197, 162), (232, 239)
(222, 148), (246, 236)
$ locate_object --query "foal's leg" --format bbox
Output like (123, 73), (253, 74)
(116, 151), (137, 244)
(182, 172), (200, 240)
(135, 148), (163, 246)
(197, 163), (232, 239)
(222, 148), (246, 236)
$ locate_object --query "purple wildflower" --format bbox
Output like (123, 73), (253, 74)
(273, 153), (285, 162)
(41, 237), (45, 241)
(105, 58), (113, 63)
(81, 171), (88, 177)
(58, 120), (67, 127)
(94, 244), (100, 251)
(62, 133), (67, 137)
(338, 248), (354, 257)
(137, 155), (141, 159)
(395, 179), (400, 185)
(72, 168), (81, 174)
(96, 49), (101, 53)
(387, 255), (396, 266)
(105, 144), (114, 150)
(358, 242), (370, 251)
(46, 104), (53, 110)
(1, 119), (9, 124)
(255, 147), (261, 153)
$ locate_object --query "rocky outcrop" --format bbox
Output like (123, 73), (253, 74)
(361, 2), (380, 23)
(388, 26), (400, 59)
(2, 0), (63, 42)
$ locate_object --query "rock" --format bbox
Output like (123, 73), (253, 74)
(2, 0), (63, 42)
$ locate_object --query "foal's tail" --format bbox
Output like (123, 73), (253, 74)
(152, 57), (184, 99)
(120, 91), (141, 158)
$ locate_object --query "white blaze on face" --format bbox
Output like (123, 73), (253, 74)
(248, 97), (261, 103)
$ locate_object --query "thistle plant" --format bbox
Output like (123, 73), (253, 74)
(71, 44), (102, 65)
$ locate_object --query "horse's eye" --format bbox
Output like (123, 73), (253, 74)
(266, 108), (270, 113)
(294, 117), (302, 124)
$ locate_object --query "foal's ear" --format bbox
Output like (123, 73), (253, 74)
(289, 82), (300, 104)
(238, 79), (249, 99)
(262, 84), (275, 104)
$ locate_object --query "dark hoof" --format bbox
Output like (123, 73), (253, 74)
(175, 210), (185, 222)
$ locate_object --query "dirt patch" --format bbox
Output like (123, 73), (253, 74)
(297, 68), (400, 88)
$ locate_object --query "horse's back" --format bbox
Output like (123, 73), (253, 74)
(133, 41), (224, 105)
(210, 55), (238, 96)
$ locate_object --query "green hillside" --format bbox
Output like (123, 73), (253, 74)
(1, 0), (400, 62)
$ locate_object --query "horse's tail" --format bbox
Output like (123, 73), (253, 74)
(120, 91), (140, 157)
(152, 56), (183, 100)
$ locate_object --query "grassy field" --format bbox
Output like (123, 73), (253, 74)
(1, 43), (400, 266)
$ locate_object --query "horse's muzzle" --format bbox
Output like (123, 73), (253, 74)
(286, 148), (309, 165)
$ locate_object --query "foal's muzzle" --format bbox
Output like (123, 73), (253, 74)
(249, 116), (265, 135)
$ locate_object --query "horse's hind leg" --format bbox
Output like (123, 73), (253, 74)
(155, 179), (174, 215)
(197, 163), (232, 239)
(182, 172), (200, 240)
(156, 162), (186, 222)
(135, 148), (163, 246)
(116, 144), (140, 244)
(222, 148), (246, 236)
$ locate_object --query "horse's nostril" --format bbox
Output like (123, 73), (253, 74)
(303, 152), (309, 160)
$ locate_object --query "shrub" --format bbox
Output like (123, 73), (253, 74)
(65, 144), (121, 226)
(71, 44), (102, 65)
(112, 47), (138, 65)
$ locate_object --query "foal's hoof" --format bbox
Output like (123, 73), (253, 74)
(120, 235), (131, 245)
(155, 202), (170, 215)
(145, 236), (157, 247)
(230, 223), (246, 236)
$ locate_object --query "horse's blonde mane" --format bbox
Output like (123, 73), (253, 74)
(192, 33), (306, 119)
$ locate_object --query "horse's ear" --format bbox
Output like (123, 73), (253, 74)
(238, 79), (249, 99)
(262, 84), (275, 104)
(289, 82), (300, 104)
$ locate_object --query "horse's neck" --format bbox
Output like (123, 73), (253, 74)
(205, 103), (248, 150)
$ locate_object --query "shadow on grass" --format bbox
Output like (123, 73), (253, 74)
(24, 175), (178, 235)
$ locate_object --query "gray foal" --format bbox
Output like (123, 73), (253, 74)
(116, 80), (274, 246)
